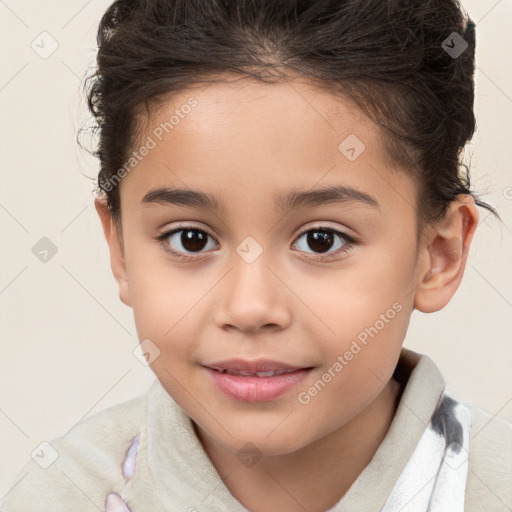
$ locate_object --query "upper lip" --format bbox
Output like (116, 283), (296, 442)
(205, 358), (309, 372)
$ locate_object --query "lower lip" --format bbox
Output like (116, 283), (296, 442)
(205, 367), (312, 402)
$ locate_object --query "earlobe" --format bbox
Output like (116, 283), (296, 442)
(414, 195), (479, 313)
(94, 194), (132, 308)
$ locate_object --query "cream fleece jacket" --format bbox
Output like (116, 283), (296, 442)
(1, 347), (511, 511)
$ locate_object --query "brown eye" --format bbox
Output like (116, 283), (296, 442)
(305, 231), (335, 253)
(178, 229), (209, 252)
(293, 227), (354, 259)
(159, 226), (218, 257)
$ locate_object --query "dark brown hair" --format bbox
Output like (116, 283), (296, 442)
(82, 0), (499, 233)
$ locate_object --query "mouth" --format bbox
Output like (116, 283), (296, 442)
(203, 359), (313, 402)
(209, 368), (301, 377)
(205, 357), (310, 373)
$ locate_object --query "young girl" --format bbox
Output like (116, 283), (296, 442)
(2, 0), (511, 511)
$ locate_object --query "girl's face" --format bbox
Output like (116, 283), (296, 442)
(110, 78), (428, 455)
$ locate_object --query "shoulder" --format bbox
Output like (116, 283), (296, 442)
(464, 401), (512, 511)
(0, 389), (149, 512)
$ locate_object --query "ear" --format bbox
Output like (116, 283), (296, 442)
(414, 194), (479, 313)
(94, 194), (132, 307)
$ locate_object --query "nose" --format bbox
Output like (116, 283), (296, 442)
(213, 247), (291, 334)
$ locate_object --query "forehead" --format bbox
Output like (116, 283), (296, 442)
(121, 77), (416, 218)
(134, 77), (375, 160)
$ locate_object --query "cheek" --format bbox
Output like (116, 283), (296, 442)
(126, 266), (206, 376)
(294, 257), (413, 350)
(295, 269), (410, 418)
(126, 250), (209, 334)
(295, 320), (405, 443)
(313, 304), (405, 396)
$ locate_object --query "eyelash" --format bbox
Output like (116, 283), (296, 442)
(155, 224), (356, 262)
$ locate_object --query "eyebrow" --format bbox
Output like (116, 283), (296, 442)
(141, 184), (380, 212)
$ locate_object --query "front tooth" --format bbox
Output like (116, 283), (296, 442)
(238, 371), (253, 376)
(256, 371), (275, 377)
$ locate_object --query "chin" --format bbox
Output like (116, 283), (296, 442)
(203, 420), (315, 457)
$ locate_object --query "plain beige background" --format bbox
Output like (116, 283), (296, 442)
(1, 0), (511, 497)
